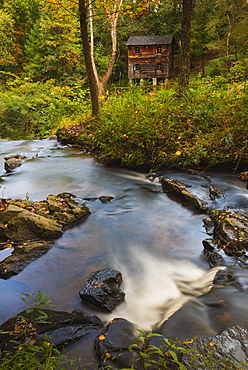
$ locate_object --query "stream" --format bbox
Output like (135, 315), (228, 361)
(0, 138), (248, 367)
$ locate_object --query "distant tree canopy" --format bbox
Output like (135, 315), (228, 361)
(0, 0), (247, 88)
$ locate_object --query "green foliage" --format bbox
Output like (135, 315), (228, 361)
(0, 291), (72, 370)
(81, 76), (246, 171)
(0, 9), (16, 66)
(0, 78), (91, 139)
(20, 290), (55, 321)
(2, 0), (41, 71)
(127, 330), (187, 369)
(100, 330), (247, 369)
(0, 340), (67, 370)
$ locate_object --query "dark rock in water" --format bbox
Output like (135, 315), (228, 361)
(4, 155), (26, 172)
(0, 308), (103, 353)
(156, 299), (217, 341)
(99, 196), (114, 203)
(204, 250), (225, 268)
(202, 209), (248, 267)
(209, 184), (225, 200)
(202, 238), (217, 252)
(206, 209), (248, 260)
(161, 177), (208, 212)
(0, 240), (53, 279)
(203, 217), (215, 235)
(213, 266), (239, 288)
(181, 326), (248, 369)
(79, 269), (125, 312)
(202, 239), (225, 268)
(94, 318), (142, 369)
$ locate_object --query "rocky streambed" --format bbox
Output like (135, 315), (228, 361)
(1, 167), (248, 369)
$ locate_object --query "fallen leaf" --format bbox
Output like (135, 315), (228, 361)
(3, 244), (12, 249)
(182, 339), (194, 344)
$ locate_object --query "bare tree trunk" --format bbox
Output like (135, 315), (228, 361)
(98, 1), (123, 97)
(79, 0), (100, 117)
(89, 1), (100, 88)
(178, 0), (193, 93)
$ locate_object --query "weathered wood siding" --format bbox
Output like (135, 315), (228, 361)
(127, 44), (173, 80)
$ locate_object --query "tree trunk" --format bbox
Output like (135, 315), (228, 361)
(89, 1), (100, 88)
(98, 2), (122, 97)
(79, 0), (100, 117)
(178, 0), (193, 93)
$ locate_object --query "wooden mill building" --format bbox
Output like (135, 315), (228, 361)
(126, 35), (175, 85)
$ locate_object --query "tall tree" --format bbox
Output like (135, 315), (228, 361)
(79, 0), (100, 116)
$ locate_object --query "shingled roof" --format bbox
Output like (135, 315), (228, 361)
(126, 35), (174, 46)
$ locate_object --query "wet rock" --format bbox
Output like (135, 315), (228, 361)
(4, 155), (27, 172)
(156, 299), (217, 341)
(46, 193), (90, 226)
(213, 267), (239, 288)
(99, 196), (114, 203)
(209, 184), (225, 200)
(79, 269), (125, 312)
(181, 326), (248, 369)
(161, 177), (208, 212)
(0, 204), (63, 241)
(0, 195), (90, 241)
(202, 239), (225, 268)
(94, 318), (141, 369)
(209, 209), (248, 258)
(203, 250), (225, 268)
(0, 240), (53, 279)
(0, 195), (91, 278)
(202, 238), (217, 252)
(0, 308), (103, 353)
(203, 217), (215, 235)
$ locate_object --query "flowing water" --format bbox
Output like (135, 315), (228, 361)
(0, 139), (248, 366)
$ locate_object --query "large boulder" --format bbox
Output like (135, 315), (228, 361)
(0, 194), (91, 278)
(0, 193), (91, 241)
(0, 204), (63, 241)
(161, 178), (208, 212)
(79, 269), (125, 312)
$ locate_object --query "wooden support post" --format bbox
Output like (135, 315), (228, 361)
(152, 78), (157, 86)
